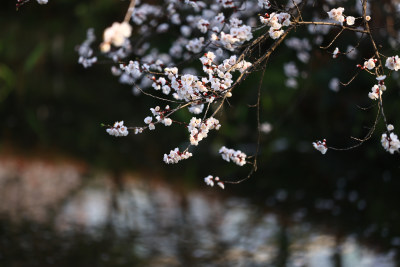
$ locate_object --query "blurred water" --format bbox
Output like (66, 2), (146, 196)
(0, 155), (398, 266)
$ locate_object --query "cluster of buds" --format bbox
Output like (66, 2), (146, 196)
(204, 175), (225, 189)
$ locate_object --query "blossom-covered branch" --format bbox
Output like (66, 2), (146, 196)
(29, 0), (400, 188)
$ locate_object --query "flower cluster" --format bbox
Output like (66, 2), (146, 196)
(147, 51), (251, 105)
(260, 12), (291, 39)
(364, 58), (376, 70)
(204, 175), (224, 189)
(258, 0), (271, 9)
(385, 55), (400, 71)
(368, 84), (386, 100)
(63, 0), (400, 187)
(163, 148), (193, 164)
(327, 7), (345, 24)
(186, 37), (205, 53)
(312, 139), (328, 155)
(327, 7), (357, 26)
(381, 125), (400, 154)
(106, 121), (129, 137)
(76, 28), (98, 68)
(212, 17), (253, 51)
(131, 4), (162, 25)
(188, 117), (221, 146)
(368, 75), (387, 100)
(219, 146), (247, 166)
(218, 0), (235, 9)
(100, 22), (132, 53)
(139, 106), (174, 131)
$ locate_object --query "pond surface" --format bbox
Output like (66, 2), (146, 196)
(0, 154), (398, 266)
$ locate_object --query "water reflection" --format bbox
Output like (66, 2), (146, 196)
(0, 155), (398, 266)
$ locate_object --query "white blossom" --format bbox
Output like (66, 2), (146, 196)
(376, 75), (387, 81)
(100, 22), (132, 52)
(217, 181), (225, 189)
(329, 78), (340, 92)
(258, 0), (271, 9)
(186, 37), (204, 53)
(368, 84), (385, 100)
(385, 55), (400, 71)
(219, 146), (247, 166)
(188, 117), (221, 146)
(333, 47), (339, 58)
(144, 116), (152, 124)
(381, 132), (400, 154)
(77, 28), (97, 68)
(164, 148), (193, 164)
(163, 118), (173, 126)
(197, 19), (210, 33)
(312, 139), (328, 154)
(346, 16), (355, 26)
(188, 104), (204, 114)
(327, 7), (345, 24)
(106, 121), (129, 137)
(260, 122), (273, 134)
(284, 62), (299, 77)
(203, 175), (224, 189)
(204, 175), (214, 186)
(364, 58), (376, 70)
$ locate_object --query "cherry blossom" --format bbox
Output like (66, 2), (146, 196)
(381, 132), (400, 154)
(332, 47), (339, 58)
(312, 139), (328, 155)
(368, 84), (386, 100)
(364, 58), (376, 70)
(219, 146), (247, 166)
(346, 16), (355, 26)
(327, 7), (345, 24)
(100, 22), (132, 52)
(49, 0), (400, 186)
(106, 121), (129, 137)
(385, 56), (400, 71)
(164, 148), (193, 164)
(204, 175), (224, 189)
